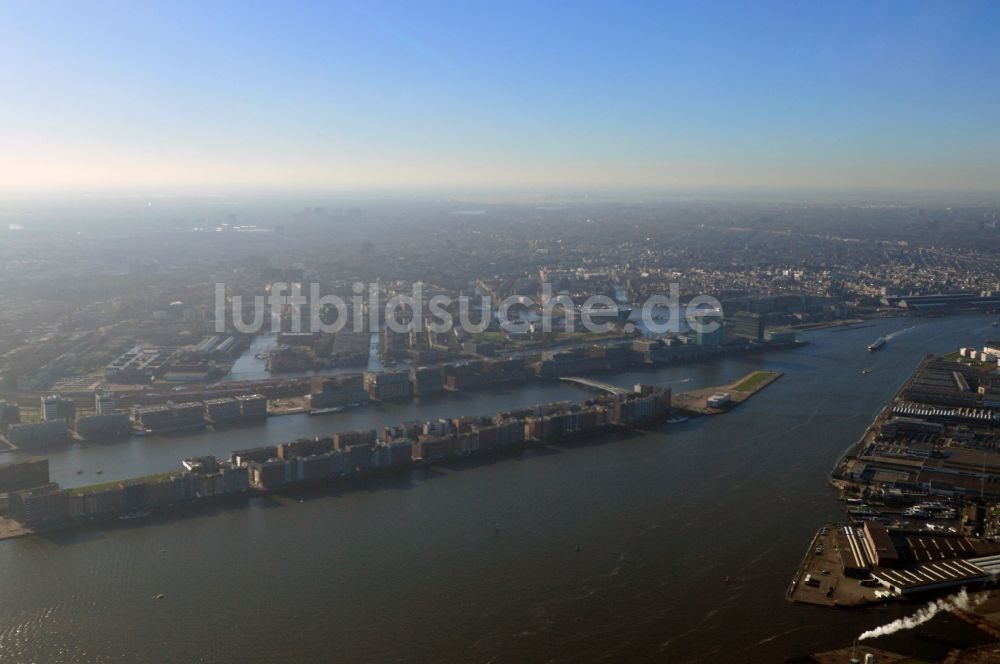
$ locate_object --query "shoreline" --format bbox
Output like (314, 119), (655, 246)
(2, 386), (680, 539)
(3, 424), (661, 541)
(791, 347), (1000, 617)
(1, 340), (806, 456)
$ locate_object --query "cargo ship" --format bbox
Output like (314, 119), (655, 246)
(867, 337), (886, 352)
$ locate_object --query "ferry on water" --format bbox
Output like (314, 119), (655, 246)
(867, 337), (886, 352)
(308, 401), (368, 416)
(308, 406), (344, 416)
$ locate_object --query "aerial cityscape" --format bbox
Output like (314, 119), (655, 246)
(3, 1), (1000, 663)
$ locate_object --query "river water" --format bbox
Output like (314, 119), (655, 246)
(1, 315), (997, 662)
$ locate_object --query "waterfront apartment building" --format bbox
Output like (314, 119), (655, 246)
(41, 395), (75, 422)
(308, 375), (369, 409)
(611, 389), (671, 425)
(694, 320), (724, 347)
(235, 394), (268, 418)
(414, 436), (455, 461)
(8, 483), (68, 525)
(0, 400), (20, 431)
(732, 312), (765, 342)
(364, 371), (413, 401)
(132, 401), (205, 432)
(7, 419), (70, 449)
(10, 465), (251, 527)
(75, 413), (132, 440)
(278, 437), (334, 460)
(0, 457), (50, 494)
(94, 391), (116, 416)
(204, 398), (241, 424)
(410, 366), (445, 395)
(334, 429), (377, 450)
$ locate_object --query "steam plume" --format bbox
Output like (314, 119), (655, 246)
(858, 588), (984, 641)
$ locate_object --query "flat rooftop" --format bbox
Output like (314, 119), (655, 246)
(873, 558), (988, 593)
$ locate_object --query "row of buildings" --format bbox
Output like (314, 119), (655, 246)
(307, 360), (530, 407)
(4, 385), (671, 530)
(309, 332), (796, 409)
(1, 391), (269, 448)
(1, 393), (131, 448)
(132, 394), (267, 432)
(243, 386), (671, 490)
(6, 462), (250, 528)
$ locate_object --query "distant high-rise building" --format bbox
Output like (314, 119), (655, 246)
(0, 400), (21, 431)
(95, 391), (115, 416)
(40, 396), (59, 421)
(40, 395), (75, 422)
(692, 313), (724, 347)
(732, 312), (765, 342)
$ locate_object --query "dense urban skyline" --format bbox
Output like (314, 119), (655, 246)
(3, 1), (1000, 192)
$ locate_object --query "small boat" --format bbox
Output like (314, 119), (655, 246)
(861, 368), (872, 375)
(119, 511), (150, 521)
(76, 469), (83, 474)
(96, 470), (104, 475)
(667, 416), (689, 424)
(993, 321), (998, 328)
(867, 338), (886, 352)
(155, 593), (165, 600)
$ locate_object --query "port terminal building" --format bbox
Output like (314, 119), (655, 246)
(838, 521), (999, 596)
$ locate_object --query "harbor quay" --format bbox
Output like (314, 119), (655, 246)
(671, 369), (783, 416)
(789, 341), (1000, 614)
(0, 385), (672, 537)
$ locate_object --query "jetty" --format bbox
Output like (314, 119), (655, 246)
(672, 370), (783, 416)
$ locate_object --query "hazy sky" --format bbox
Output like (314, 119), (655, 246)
(2, 1), (999, 193)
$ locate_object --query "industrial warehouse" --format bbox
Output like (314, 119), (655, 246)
(791, 346), (1000, 610)
(836, 351), (1000, 501)
(790, 519), (1000, 608)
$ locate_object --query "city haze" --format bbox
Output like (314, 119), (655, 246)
(3, 1), (1000, 193)
(5, 3), (1000, 664)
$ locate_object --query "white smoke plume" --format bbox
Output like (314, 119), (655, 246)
(858, 588), (985, 641)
